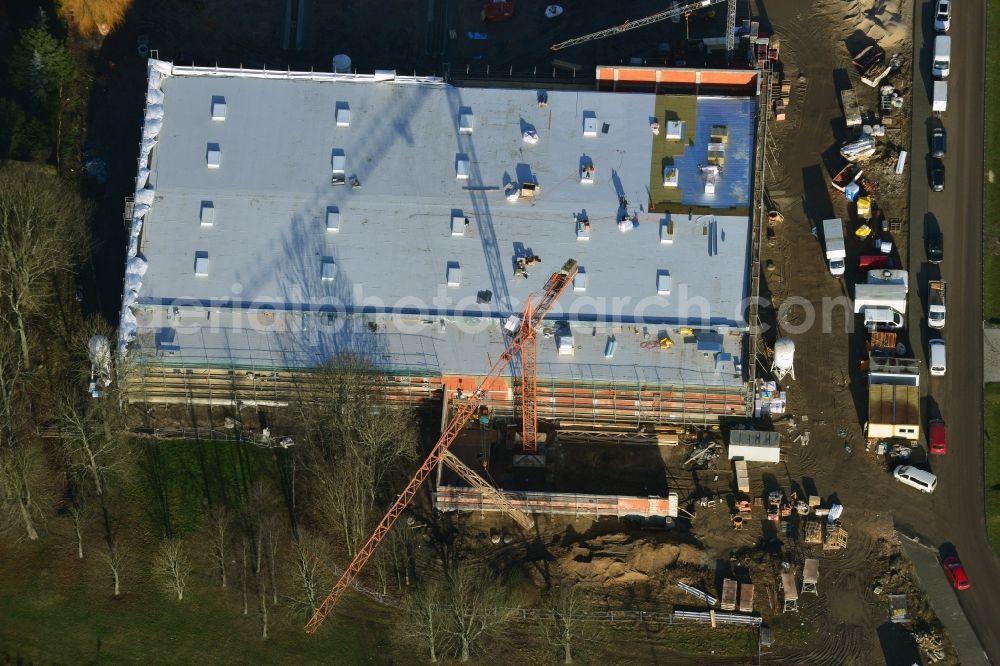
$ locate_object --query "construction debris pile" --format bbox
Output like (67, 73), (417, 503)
(913, 632), (947, 663)
(552, 534), (704, 587)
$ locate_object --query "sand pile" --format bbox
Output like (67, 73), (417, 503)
(847, 0), (907, 46)
(556, 534), (703, 587)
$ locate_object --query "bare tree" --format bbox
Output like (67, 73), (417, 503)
(286, 531), (332, 620)
(0, 444), (46, 541)
(206, 506), (230, 587)
(443, 563), (517, 662)
(0, 166), (87, 365)
(57, 397), (127, 500)
(240, 535), (250, 615)
(538, 585), (596, 664)
(373, 524), (413, 595)
(0, 331), (45, 542)
(154, 538), (192, 601)
(398, 580), (450, 663)
(68, 498), (88, 558)
(252, 524), (269, 639)
(101, 539), (127, 597)
(57, 394), (129, 548)
(299, 357), (418, 557)
(263, 515), (281, 605)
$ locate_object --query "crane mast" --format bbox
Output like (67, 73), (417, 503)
(305, 259), (579, 634)
(520, 296), (539, 453)
(549, 0), (727, 52)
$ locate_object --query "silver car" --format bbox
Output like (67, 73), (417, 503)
(934, 0), (951, 32)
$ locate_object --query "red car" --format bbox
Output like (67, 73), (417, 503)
(942, 556), (970, 590)
(929, 419), (947, 455)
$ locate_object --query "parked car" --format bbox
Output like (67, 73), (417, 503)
(942, 555), (970, 590)
(927, 232), (943, 264)
(931, 124), (946, 158)
(929, 419), (947, 454)
(930, 159), (945, 192)
(929, 338), (947, 376)
(893, 465), (938, 493)
(934, 0), (951, 32)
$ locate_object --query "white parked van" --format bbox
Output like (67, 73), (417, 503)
(863, 307), (905, 330)
(928, 338), (946, 376)
(893, 465), (938, 493)
(933, 36), (951, 78)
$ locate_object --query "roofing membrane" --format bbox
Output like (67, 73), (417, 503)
(125, 63), (758, 387)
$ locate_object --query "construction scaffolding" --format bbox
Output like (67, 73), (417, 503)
(435, 486), (678, 519)
(126, 359), (747, 428)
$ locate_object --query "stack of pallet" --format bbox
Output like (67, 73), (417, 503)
(771, 75), (792, 121)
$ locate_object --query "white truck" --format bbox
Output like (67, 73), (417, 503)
(823, 218), (847, 276)
(854, 283), (908, 315)
(933, 81), (948, 113)
(933, 35), (951, 78)
(928, 280), (947, 329)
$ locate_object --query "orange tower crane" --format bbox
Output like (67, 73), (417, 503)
(520, 294), (540, 453)
(304, 259), (579, 634)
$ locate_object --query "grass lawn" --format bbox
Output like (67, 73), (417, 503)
(985, 384), (1000, 555)
(0, 539), (389, 664)
(0, 438), (391, 664)
(985, 0), (1000, 322)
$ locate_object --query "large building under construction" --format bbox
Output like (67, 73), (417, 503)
(120, 61), (762, 437)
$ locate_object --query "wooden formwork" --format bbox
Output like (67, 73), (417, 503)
(738, 583), (754, 612)
(823, 523), (848, 550)
(721, 579), (738, 610)
(803, 519), (824, 544)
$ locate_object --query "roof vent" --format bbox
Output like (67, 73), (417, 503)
(326, 206), (341, 233)
(573, 267), (588, 292)
(557, 326), (575, 355)
(331, 149), (346, 185)
(663, 165), (679, 188)
(459, 108), (474, 134)
(211, 96), (227, 121)
(194, 251), (210, 276)
(656, 270), (671, 295)
(335, 102), (350, 127)
(582, 112), (598, 137)
(659, 219), (674, 244)
(321, 257), (337, 282)
(456, 154), (470, 180)
(446, 261), (462, 287)
(206, 143), (221, 169)
(200, 201), (215, 227)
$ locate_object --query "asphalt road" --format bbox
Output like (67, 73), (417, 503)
(901, 0), (1000, 661)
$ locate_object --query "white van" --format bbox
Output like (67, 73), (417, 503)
(893, 465), (938, 493)
(863, 306), (905, 330)
(933, 36), (951, 78)
(929, 338), (946, 376)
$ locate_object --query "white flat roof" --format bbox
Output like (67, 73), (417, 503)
(138, 68), (753, 328)
(125, 63), (757, 386)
